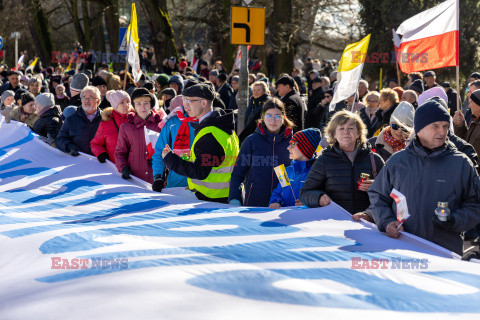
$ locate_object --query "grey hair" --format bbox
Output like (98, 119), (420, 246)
(80, 85), (101, 99)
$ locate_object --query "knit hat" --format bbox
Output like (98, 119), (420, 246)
(155, 73), (169, 87)
(275, 75), (295, 88)
(470, 89), (480, 107)
(231, 75), (239, 83)
(169, 74), (184, 93)
(91, 75), (107, 87)
(142, 81), (155, 91)
(179, 61), (188, 69)
(106, 90), (130, 108)
(161, 88), (177, 98)
(390, 101), (415, 130)
(417, 87), (448, 106)
(21, 92), (35, 106)
(70, 73), (89, 93)
(131, 87), (155, 108)
(184, 79), (199, 90)
(291, 128), (322, 159)
(414, 100), (450, 134)
(209, 69), (219, 78)
(409, 79), (424, 95)
(35, 93), (55, 109)
(14, 88), (28, 103)
(1, 90), (14, 104)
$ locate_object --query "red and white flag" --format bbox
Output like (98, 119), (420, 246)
(191, 57), (198, 72)
(390, 189), (411, 223)
(144, 127), (160, 160)
(233, 45), (251, 69)
(392, 0), (458, 73)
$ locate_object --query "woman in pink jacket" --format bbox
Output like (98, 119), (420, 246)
(90, 90), (133, 163)
(115, 88), (165, 183)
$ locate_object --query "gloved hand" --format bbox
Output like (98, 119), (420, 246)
(152, 178), (165, 192)
(97, 152), (109, 163)
(229, 199), (241, 206)
(69, 145), (80, 157)
(39, 133), (55, 145)
(122, 166), (132, 180)
(432, 213), (455, 231)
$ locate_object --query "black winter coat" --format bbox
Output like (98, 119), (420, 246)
(369, 103), (398, 136)
(55, 107), (102, 155)
(305, 88), (325, 129)
(280, 90), (306, 131)
(32, 105), (63, 139)
(300, 143), (385, 214)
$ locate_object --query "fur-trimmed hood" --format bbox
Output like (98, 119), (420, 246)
(101, 107), (135, 122)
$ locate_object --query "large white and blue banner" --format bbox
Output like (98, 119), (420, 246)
(0, 115), (480, 319)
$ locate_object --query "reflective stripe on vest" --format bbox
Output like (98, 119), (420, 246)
(188, 125), (239, 199)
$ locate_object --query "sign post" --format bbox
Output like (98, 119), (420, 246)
(231, 3), (265, 134)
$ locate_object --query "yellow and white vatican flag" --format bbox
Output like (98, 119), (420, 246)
(330, 34), (371, 111)
(127, 3), (142, 83)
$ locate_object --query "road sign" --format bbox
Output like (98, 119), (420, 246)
(231, 6), (265, 46)
(118, 27), (127, 55)
(0, 37), (3, 50)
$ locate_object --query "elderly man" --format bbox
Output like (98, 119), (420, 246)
(56, 86), (102, 156)
(401, 89), (418, 109)
(423, 70), (438, 90)
(162, 84), (239, 203)
(369, 99), (480, 255)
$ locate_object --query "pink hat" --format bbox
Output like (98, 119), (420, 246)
(106, 90), (130, 108)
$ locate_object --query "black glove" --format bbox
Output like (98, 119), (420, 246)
(97, 152), (109, 163)
(121, 166), (132, 180)
(69, 145), (80, 157)
(152, 178), (165, 192)
(432, 213), (455, 231)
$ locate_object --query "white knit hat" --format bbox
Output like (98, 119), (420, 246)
(390, 101), (415, 129)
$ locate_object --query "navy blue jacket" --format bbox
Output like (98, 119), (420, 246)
(56, 107), (101, 155)
(229, 123), (292, 207)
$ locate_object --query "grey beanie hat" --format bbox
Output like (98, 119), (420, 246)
(1, 90), (14, 104)
(35, 93), (55, 109)
(70, 73), (89, 91)
(390, 101), (415, 129)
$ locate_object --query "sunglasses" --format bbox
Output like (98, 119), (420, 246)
(391, 123), (410, 133)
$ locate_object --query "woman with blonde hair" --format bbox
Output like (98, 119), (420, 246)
(300, 110), (384, 214)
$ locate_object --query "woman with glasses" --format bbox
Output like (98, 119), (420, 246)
(229, 98), (294, 207)
(358, 91), (381, 138)
(300, 110), (384, 215)
(368, 101), (415, 162)
(91, 90), (134, 164)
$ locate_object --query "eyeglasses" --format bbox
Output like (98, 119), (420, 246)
(391, 123), (410, 133)
(265, 114), (284, 121)
(184, 98), (203, 104)
(82, 97), (98, 101)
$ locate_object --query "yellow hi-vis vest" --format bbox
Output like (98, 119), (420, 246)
(187, 126), (239, 199)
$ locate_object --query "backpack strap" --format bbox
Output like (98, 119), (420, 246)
(370, 153), (377, 179)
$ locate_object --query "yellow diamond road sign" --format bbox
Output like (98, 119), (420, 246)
(231, 6), (265, 46)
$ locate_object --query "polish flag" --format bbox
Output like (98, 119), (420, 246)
(393, 0), (458, 74)
(144, 127), (160, 160)
(192, 57), (198, 73)
(233, 45), (251, 69)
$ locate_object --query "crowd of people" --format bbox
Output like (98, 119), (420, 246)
(0, 52), (480, 259)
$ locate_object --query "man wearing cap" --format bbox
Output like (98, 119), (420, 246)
(0, 71), (25, 95)
(216, 73), (233, 109)
(275, 75), (306, 131)
(369, 99), (480, 255)
(56, 85), (102, 156)
(440, 82), (460, 116)
(68, 73), (90, 107)
(423, 71), (438, 90)
(161, 83), (239, 203)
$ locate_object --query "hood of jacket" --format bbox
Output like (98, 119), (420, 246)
(101, 107), (135, 122)
(195, 108), (235, 135)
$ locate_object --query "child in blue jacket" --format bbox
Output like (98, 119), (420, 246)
(269, 128), (321, 208)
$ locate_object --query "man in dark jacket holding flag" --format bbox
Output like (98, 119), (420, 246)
(368, 100), (480, 255)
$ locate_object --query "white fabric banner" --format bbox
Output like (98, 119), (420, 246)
(0, 115), (479, 319)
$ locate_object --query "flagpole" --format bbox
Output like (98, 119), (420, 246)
(455, 0), (461, 112)
(123, 6), (132, 91)
(379, 68), (383, 91)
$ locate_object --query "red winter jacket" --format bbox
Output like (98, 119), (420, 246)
(90, 107), (133, 163)
(115, 111), (163, 184)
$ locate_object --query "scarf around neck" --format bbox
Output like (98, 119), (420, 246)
(173, 110), (198, 160)
(383, 128), (406, 153)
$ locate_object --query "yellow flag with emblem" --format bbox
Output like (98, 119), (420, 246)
(274, 164), (291, 188)
(330, 34), (371, 111)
